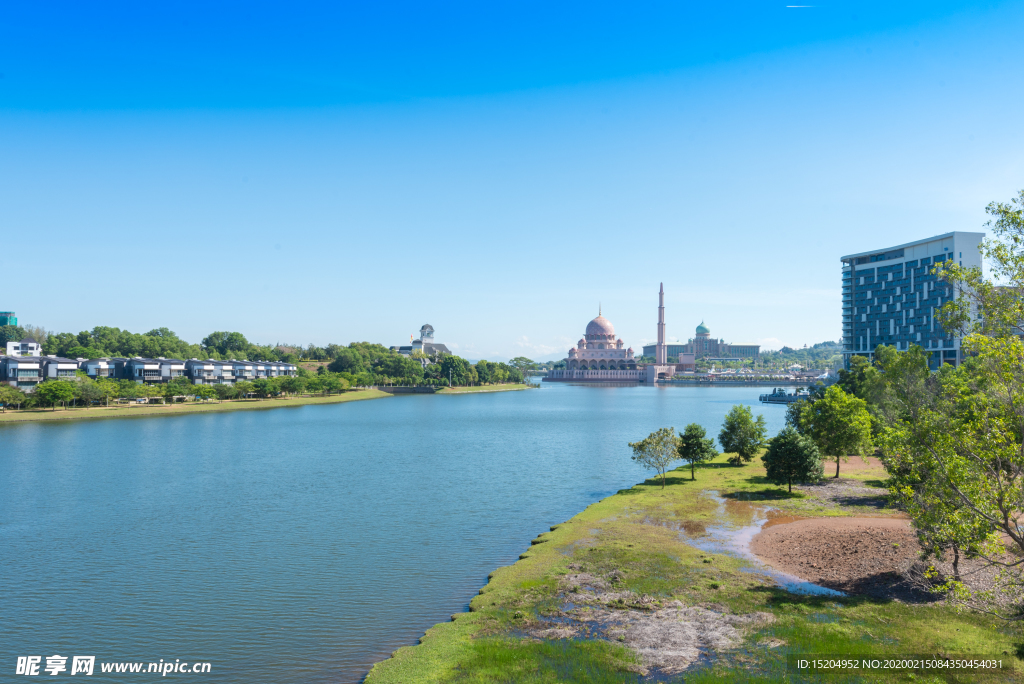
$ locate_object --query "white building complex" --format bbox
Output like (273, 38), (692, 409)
(841, 231), (984, 370)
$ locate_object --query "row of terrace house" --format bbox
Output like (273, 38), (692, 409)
(0, 355), (80, 390)
(2, 354), (297, 392)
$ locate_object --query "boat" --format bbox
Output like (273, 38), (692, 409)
(759, 387), (811, 404)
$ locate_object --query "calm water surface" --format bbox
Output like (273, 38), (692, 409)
(1, 383), (787, 682)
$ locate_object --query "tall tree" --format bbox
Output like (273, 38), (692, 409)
(800, 384), (873, 478)
(35, 380), (76, 410)
(677, 423), (718, 481)
(628, 427), (680, 489)
(0, 384), (26, 411)
(762, 427), (824, 493)
(509, 357), (535, 379)
(0, 324), (27, 347)
(718, 405), (768, 466)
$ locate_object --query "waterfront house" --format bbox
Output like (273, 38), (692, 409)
(80, 358), (129, 381)
(124, 357), (186, 383)
(1, 355), (80, 392)
(1, 356), (44, 391)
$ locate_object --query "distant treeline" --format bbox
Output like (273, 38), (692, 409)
(0, 325), (532, 388)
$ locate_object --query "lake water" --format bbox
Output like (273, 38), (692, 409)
(1, 382), (787, 682)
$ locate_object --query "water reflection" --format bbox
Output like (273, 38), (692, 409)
(684, 491), (845, 597)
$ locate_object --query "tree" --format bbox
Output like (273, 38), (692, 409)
(0, 384), (26, 411)
(118, 380), (141, 406)
(677, 423), (717, 480)
(235, 380), (255, 399)
(718, 405), (768, 466)
(95, 378), (119, 406)
(280, 376), (306, 396)
(509, 357), (534, 382)
(628, 427), (680, 489)
(77, 376), (106, 407)
(762, 427), (824, 493)
(195, 385), (217, 402)
(213, 384), (239, 400)
(439, 355), (475, 387)
(868, 190), (1024, 615)
(800, 385), (872, 478)
(0, 324), (26, 347)
(35, 379), (76, 410)
(202, 331), (251, 356)
(164, 377), (194, 403)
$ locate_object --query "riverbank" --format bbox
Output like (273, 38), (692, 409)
(436, 383), (533, 394)
(366, 454), (1020, 683)
(0, 389), (390, 424)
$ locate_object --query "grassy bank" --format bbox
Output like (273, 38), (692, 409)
(366, 454), (1021, 683)
(437, 384), (533, 394)
(0, 389), (390, 424)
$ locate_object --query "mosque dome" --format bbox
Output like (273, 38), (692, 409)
(696, 321), (710, 335)
(586, 315), (616, 337)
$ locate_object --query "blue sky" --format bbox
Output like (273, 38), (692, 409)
(2, 1), (1023, 360)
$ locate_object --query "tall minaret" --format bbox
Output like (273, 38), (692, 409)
(656, 282), (667, 365)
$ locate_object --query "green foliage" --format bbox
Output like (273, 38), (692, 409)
(35, 379), (77, 410)
(761, 426), (824, 492)
(213, 384), (239, 400)
(677, 423), (717, 480)
(438, 355), (476, 386)
(800, 385), (873, 478)
(0, 324), (27, 347)
(628, 426), (679, 489)
(0, 384), (27, 410)
(718, 404), (768, 466)
(871, 191), (1024, 615)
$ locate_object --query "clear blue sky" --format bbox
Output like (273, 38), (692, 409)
(2, 1), (1022, 360)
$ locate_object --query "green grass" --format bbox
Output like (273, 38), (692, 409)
(366, 453), (1024, 683)
(437, 384), (533, 393)
(0, 389), (390, 424)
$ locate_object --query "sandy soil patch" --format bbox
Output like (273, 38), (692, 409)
(750, 517), (928, 600)
(528, 568), (773, 675)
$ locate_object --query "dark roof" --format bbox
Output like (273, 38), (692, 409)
(19, 337), (39, 344)
(423, 343), (451, 355)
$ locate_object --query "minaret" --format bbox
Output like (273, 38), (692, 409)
(656, 283), (667, 365)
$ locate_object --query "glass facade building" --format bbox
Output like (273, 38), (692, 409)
(841, 232), (983, 371)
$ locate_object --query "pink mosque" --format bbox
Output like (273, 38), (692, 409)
(545, 284), (690, 383)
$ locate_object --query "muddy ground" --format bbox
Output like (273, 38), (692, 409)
(528, 567), (774, 675)
(750, 517), (929, 600)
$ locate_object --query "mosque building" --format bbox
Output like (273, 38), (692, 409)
(545, 284), (696, 383)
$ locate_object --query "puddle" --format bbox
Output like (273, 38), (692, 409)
(684, 491), (845, 597)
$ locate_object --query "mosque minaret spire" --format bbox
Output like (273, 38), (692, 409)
(656, 282), (667, 365)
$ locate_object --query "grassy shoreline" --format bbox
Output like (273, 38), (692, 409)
(0, 389), (391, 424)
(365, 454), (1021, 683)
(436, 383), (533, 394)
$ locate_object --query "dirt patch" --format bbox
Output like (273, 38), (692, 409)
(795, 478), (896, 512)
(528, 568), (773, 675)
(750, 517), (931, 601)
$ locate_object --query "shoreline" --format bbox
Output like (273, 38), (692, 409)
(0, 383), (535, 425)
(365, 454), (1016, 683)
(0, 389), (391, 425)
(436, 383), (533, 394)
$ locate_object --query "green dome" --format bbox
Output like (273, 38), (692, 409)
(696, 321), (710, 335)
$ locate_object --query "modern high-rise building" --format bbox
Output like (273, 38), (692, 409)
(841, 231), (984, 370)
(0, 311), (16, 326)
